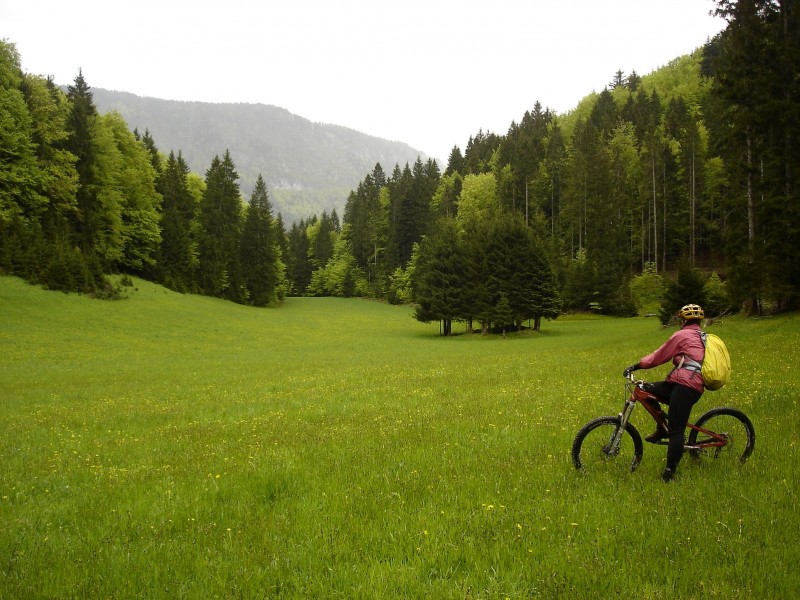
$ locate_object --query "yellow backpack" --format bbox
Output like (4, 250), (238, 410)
(700, 331), (732, 391)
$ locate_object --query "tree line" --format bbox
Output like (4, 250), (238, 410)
(2, 1), (797, 330)
(1, 43), (285, 306)
(284, 0), (798, 329)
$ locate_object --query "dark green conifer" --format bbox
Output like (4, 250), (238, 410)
(241, 175), (280, 306)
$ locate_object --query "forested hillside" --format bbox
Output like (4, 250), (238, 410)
(1, 0), (797, 322)
(90, 89), (425, 224)
(292, 1), (798, 324)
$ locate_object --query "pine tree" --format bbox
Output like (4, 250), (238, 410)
(241, 174), (281, 306)
(66, 70), (103, 259)
(386, 163), (414, 269)
(343, 164), (388, 291)
(459, 219), (492, 332)
(310, 211), (335, 269)
(411, 217), (464, 335)
(274, 213), (290, 273)
(158, 151), (196, 291)
(520, 225), (562, 331)
(287, 219), (312, 294)
(445, 146), (465, 176)
(390, 158), (435, 268)
(139, 129), (162, 173)
(197, 151), (243, 301)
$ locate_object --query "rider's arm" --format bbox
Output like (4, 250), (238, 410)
(638, 331), (683, 370)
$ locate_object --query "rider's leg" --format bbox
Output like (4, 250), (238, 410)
(644, 382), (672, 442)
(663, 384), (702, 478)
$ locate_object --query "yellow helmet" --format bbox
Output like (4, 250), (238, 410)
(678, 304), (704, 320)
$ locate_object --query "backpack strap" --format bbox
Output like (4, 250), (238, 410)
(676, 330), (705, 373)
(679, 356), (702, 373)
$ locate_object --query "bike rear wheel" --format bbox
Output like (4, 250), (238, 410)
(687, 407), (755, 465)
(571, 416), (643, 473)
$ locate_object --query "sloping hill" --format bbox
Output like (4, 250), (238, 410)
(92, 88), (426, 223)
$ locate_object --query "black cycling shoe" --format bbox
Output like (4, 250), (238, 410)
(645, 427), (669, 443)
(661, 468), (675, 482)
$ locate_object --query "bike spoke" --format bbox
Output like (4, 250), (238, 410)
(688, 411), (755, 466)
(572, 418), (642, 474)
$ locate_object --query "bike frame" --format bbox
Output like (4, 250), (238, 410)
(613, 377), (729, 452)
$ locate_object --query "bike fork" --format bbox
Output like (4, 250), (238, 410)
(606, 399), (636, 457)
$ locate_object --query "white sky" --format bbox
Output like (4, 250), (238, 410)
(3, 0), (726, 162)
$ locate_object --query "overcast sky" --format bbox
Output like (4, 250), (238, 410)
(3, 0), (726, 162)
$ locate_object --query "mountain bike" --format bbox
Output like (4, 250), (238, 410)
(571, 372), (755, 474)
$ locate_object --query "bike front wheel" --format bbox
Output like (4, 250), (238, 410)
(571, 416), (644, 473)
(687, 406), (755, 465)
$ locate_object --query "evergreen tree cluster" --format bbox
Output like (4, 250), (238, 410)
(0, 41), (285, 306)
(282, 0), (798, 325)
(412, 214), (561, 335)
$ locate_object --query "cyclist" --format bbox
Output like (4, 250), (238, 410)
(623, 304), (706, 482)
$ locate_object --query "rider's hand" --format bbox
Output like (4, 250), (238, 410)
(623, 365), (639, 378)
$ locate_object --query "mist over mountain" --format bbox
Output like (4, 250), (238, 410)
(91, 88), (426, 223)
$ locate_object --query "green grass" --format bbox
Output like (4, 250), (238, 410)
(1, 275), (798, 598)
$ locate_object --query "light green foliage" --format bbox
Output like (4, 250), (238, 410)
(87, 113), (124, 264)
(430, 172), (461, 218)
(388, 263), (413, 304)
(307, 226), (367, 297)
(454, 172), (498, 229)
(629, 262), (664, 315)
(2, 275), (798, 598)
(641, 52), (711, 106)
(20, 73), (78, 219)
(97, 112), (162, 271)
(0, 41), (46, 223)
(704, 272), (733, 317)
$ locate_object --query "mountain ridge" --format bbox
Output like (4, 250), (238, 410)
(91, 88), (427, 223)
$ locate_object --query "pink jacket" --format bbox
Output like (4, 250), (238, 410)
(638, 323), (705, 393)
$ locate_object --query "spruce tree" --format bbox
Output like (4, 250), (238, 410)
(66, 70), (102, 259)
(411, 217), (464, 335)
(445, 146), (465, 176)
(197, 151), (243, 301)
(158, 151), (196, 291)
(241, 174), (280, 306)
(139, 129), (162, 173)
(287, 219), (312, 295)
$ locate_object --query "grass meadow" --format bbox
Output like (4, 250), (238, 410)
(1, 275), (798, 598)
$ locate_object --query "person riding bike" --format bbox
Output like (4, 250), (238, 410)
(623, 304), (706, 482)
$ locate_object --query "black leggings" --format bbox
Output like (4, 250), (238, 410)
(648, 382), (703, 471)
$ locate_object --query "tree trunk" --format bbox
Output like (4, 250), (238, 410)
(444, 318), (452, 336)
(746, 132), (759, 315)
(652, 156), (658, 272)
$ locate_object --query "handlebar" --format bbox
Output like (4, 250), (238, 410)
(624, 371), (645, 385)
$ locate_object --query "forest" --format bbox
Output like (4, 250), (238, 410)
(1, 1), (797, 327)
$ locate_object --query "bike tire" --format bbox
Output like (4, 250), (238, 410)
(571, 415), (644, 473)
(687, 406), (755, 464)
